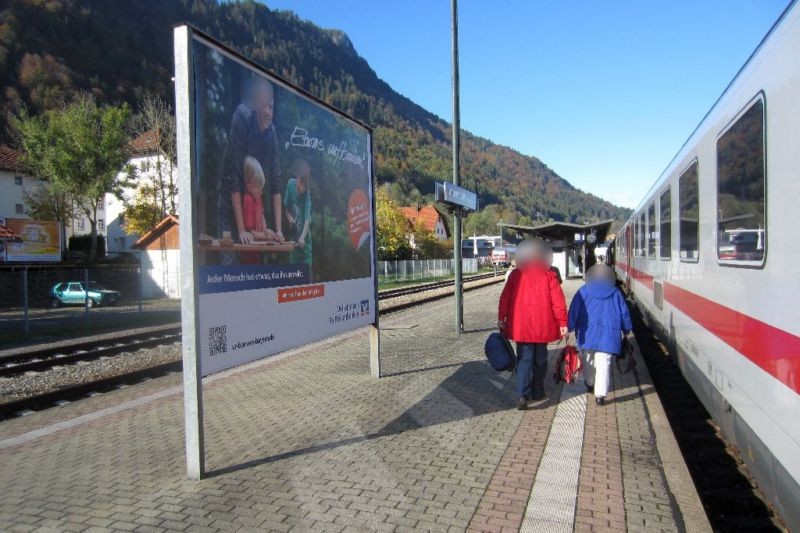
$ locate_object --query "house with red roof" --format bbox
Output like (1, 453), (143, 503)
(399, 205), (450, 241)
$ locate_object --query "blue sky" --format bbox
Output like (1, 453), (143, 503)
(264, 0), (789, 208)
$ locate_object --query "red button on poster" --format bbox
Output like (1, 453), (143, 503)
(348, 189), (371, 249)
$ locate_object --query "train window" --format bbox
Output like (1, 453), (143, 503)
(679, 161), (699, 261)
(659, 188), (671, 260)
(716, 97), (766, 265)
(647, 203), (656, 258)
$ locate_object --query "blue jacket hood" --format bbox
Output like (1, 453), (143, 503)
(584, 280), (617, 299)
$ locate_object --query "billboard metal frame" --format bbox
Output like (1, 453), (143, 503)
(174, 25), (380, 480)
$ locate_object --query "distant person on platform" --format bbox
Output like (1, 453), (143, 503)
(498, 238), (568, 410)
(218, 76), (283, 265)
(284, 158), (313, 275)
(567, 264), (633, 405)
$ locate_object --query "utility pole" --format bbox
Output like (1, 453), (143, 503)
(451, 0), (463, 333)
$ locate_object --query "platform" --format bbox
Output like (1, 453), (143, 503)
(0, 281), (709, 532)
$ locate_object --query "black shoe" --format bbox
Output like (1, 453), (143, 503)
(530, 393), (546, 402)
(596, 396), (605, 405)
(517, 397), (529, 410)
(585, 382), (593, 393)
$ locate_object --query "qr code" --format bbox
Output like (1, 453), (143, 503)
(209, 326), (227, 356)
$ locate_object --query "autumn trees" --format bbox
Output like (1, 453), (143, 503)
(12, 94), (132, 262)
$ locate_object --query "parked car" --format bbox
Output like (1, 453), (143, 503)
(50, 281), (121, 308)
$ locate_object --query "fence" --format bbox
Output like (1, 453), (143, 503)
(377, 258), (479, 284)
(0, 262), (180, 339)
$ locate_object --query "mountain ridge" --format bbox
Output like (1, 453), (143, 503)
(0, 0), (631, 225)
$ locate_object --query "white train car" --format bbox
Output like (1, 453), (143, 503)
(614, 1), (800, 528)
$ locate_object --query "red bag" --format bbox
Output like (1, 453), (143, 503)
(553, 344), (583, 384)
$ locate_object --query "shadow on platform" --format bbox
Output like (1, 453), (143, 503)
(206, 359), (543, 478)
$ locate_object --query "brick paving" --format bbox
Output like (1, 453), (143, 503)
(574, 375), (626, 533)
(0, 280), (707, 532)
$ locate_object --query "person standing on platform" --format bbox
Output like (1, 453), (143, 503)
(498, 238), (568, 410)
(567, 264), (633, 405)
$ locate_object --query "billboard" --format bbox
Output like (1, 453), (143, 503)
(2, 218), (61, 262)
(180, 30), (376, 377)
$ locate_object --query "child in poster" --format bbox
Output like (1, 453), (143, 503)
(239, 156), (275, 264)
(284, 159), (312, 271)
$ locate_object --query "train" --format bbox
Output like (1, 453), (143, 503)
(612, 1), (799, 528)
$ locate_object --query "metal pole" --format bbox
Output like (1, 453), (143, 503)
(138, 254), (143, 313)
(84, 268), (89, 327)
(22, 269), (29, 335)
(451, 0), (463, 333)
(175, 25), (205, 480)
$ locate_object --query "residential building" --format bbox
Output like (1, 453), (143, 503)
(0, 145), (40, 221)
(399, 205), (450, 242)
(67, 130), (177, 255)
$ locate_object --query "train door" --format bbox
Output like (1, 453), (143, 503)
(625, 225), (632, 289)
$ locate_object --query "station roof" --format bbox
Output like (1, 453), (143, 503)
(498, 219), (614, 245)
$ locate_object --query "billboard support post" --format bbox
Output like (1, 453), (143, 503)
(22, 268), (29, 335)
(84, 268), (89, 327)
(174, 25), (205, 480)
(369, 135), (381, 379)
(451, 0), (463, 333)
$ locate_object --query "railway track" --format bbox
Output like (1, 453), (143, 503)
(0, 327), (182, 378)
(378, 271), (496, 300)
(630, 304), (784, 532)
(0, 273), (502, 419)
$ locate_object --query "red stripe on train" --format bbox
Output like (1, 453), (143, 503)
(663, 283), (799, 395)
(617, 262), (653, 289)
(615, 261), (799, 394)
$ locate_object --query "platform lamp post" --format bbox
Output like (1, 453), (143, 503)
(451, 0), (463, 333)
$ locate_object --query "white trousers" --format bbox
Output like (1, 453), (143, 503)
(583, 351), (612, 398)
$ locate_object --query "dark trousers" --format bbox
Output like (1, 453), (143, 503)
(516, 343), (549, 400)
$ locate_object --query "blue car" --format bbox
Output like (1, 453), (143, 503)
(50, 281), (121, 308)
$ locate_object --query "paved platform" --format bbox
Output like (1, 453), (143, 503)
(0, 281), (709, 532)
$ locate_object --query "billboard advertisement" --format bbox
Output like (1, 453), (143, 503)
(183, 31), (376, 377)
(2, 218), (61, 262)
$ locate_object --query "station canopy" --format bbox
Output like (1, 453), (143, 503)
(498, 220), (614, 247)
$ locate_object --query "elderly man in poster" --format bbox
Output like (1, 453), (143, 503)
(217, 76), (284, 265)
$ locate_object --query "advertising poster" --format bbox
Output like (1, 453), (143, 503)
(3, 218), (61, 262)
(188, 33), (376, 376)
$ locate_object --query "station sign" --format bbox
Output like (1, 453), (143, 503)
(435, 181), (477, 211)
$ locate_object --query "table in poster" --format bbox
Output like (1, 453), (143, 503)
(198, 240), (297, 253)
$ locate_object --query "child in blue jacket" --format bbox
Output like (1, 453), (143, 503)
(567, 264), (633, 405)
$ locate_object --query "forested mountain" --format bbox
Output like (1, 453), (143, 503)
(0, 0), (631, 225)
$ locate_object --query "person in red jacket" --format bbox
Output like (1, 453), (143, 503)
(498, 238), (568, 409)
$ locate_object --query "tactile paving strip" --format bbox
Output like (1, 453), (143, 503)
(520, 378), (587, 532)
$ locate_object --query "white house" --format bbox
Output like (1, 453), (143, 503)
(0, 145), (37, 221)
(67, 130), (177, 255)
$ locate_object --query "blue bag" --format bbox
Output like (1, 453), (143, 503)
(484, 332), (516, 372)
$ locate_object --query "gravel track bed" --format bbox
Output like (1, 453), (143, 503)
(0, 276), (503, 407)
(0, 342), (181, 405)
